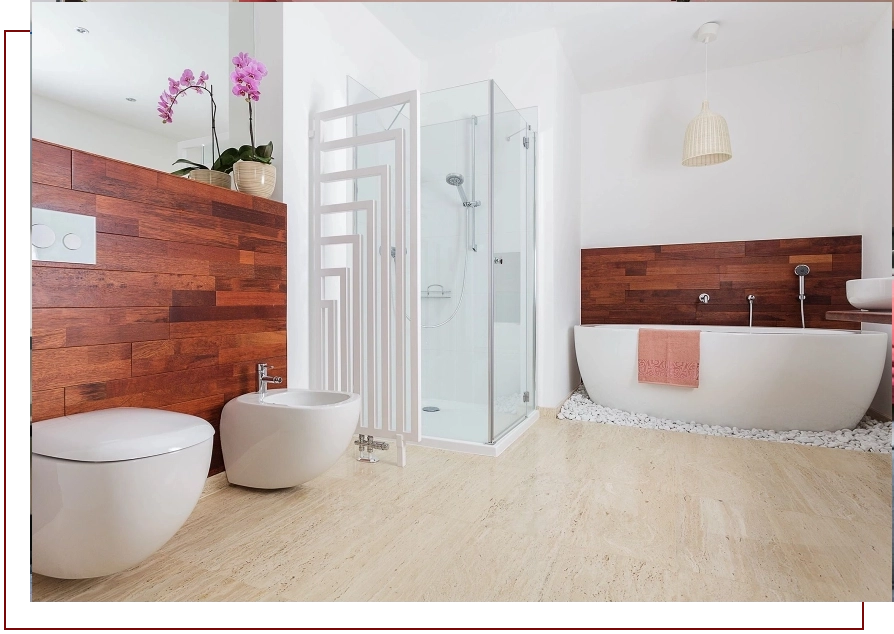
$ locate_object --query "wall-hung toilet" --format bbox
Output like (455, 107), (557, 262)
(31, 408), (214, 579)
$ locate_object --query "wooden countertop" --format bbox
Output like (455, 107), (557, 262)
(825, 310), (892, 325)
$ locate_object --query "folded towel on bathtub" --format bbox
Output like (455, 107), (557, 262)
(637, 329), (700, 388)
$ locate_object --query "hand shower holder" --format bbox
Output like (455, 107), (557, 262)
(422, 284), (452, 299)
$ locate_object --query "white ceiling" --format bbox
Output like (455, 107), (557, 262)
(364, 2), (889, 93)
(31, 2), (230, 141)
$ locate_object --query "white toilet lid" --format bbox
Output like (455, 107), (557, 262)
(31, 408), (215, 462)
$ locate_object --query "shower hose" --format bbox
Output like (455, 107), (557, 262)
(390, 208), (471, 329)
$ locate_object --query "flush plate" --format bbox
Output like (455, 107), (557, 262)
(31, 207), (96, 265)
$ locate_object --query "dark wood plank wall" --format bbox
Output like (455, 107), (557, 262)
(581, 236), (861, 329)
(31, 140), (287, 475)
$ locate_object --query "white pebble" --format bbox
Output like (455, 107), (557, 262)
(558, 385), (891, 454)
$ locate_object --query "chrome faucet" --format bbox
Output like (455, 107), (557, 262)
(698, 293), (710, 304)
(257, 363), (283, 399)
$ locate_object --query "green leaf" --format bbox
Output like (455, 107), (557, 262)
(171, 166), (199, 176)
(255, 142), (274, 159)
(211, 147), (241, 172)
(171, 158), (208, 169)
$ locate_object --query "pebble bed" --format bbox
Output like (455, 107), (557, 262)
(558, 385), (892, 454)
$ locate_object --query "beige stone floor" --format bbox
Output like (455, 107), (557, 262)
(33, 411), (892, 601)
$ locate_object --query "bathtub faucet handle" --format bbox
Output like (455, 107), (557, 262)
(698, 293), (710, 304)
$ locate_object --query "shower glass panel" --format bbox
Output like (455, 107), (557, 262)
(419, 81), (491, 443)
(347, 77), (534, 447)
(492, 84), (532, 441)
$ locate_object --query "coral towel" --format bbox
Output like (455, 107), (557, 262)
(637, 329), (700, 388)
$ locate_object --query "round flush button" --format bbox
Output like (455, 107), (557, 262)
(31, 224), (56, 248)
(62, 233), (82, 250)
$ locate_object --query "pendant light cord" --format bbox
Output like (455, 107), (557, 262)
(704, 40), (708, 101)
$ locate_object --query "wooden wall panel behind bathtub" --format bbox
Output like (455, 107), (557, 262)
(31, 140), (288, 475)
(581, 236), (861, 329)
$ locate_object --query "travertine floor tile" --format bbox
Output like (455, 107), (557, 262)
(31, 411), (892, 602)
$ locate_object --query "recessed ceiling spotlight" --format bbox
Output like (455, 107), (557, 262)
(125, 97), (137, 102)
(75, 27), (89, 35)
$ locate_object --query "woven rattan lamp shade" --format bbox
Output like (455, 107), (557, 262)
(682, 100), (732, 167)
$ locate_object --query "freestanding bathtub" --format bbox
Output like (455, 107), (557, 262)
(574, 324), (888, 432)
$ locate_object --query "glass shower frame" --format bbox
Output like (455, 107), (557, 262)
(347, 77), (536, 447)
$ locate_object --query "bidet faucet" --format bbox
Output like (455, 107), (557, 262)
(257, 363), (283, 398)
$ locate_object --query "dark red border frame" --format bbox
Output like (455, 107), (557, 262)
(0, 18), (865, 632)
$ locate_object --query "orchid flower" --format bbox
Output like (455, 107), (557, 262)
(230, 53), (267, 146)
(232, 52), (252, 69)
(158, 68), (210, 123)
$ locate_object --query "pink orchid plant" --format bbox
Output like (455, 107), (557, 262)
(160, 68), (226, 176)
(230, 52), (273, 163)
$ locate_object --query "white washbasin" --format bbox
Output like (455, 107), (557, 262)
(846, 277), (892, 311)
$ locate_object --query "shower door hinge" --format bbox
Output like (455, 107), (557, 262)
(522, 136), (529, 149)
(523, 391), (530, 403)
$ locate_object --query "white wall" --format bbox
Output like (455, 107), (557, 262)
(277, 2), (422, 390)
(579, 45), (864, 249)
(422, 29), (583, 408)
(855, 11), (892, 418)
(32, 94), (179, 173)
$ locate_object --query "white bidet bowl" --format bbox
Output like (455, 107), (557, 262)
(31, 408), (214, 579)
(220, 389), (361, 489)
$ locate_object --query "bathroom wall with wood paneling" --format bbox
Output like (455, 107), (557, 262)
(31, 140), (287, 475)
(581, 236), (861, 329)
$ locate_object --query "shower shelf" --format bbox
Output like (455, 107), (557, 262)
(422, 285), (451, 299)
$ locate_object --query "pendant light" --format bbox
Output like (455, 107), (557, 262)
(682, 22), (732, 167)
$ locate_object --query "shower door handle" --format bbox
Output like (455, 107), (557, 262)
(494, 258), (503, 265)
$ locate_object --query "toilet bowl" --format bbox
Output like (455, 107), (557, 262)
(31, 408), (214, 579)
(220, 389), (361, 489)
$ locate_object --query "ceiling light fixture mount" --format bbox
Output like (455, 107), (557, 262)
(682, 22), (732, 167)
(75, 27), (89, 35)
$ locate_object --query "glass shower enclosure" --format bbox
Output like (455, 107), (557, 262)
(348, 78), (536, 449)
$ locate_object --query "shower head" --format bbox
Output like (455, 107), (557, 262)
(446, 172), (470, 206)
(795, 264), (809, 300)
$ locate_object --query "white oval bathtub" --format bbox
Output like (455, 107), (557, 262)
(574, 325), (888, 432)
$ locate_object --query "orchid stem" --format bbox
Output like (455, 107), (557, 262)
(248, 100), (255, 149)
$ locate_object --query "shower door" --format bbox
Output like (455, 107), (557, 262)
(490, 82), (534, 442)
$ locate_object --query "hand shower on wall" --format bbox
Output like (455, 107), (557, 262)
(795, 264), (810, 328)
(412, 115), (481, 330)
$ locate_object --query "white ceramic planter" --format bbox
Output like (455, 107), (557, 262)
(232, 161), (276, 198)
(187, 169), (232, 190)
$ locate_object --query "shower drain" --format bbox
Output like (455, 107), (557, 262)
(422, 406), (440, 413)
